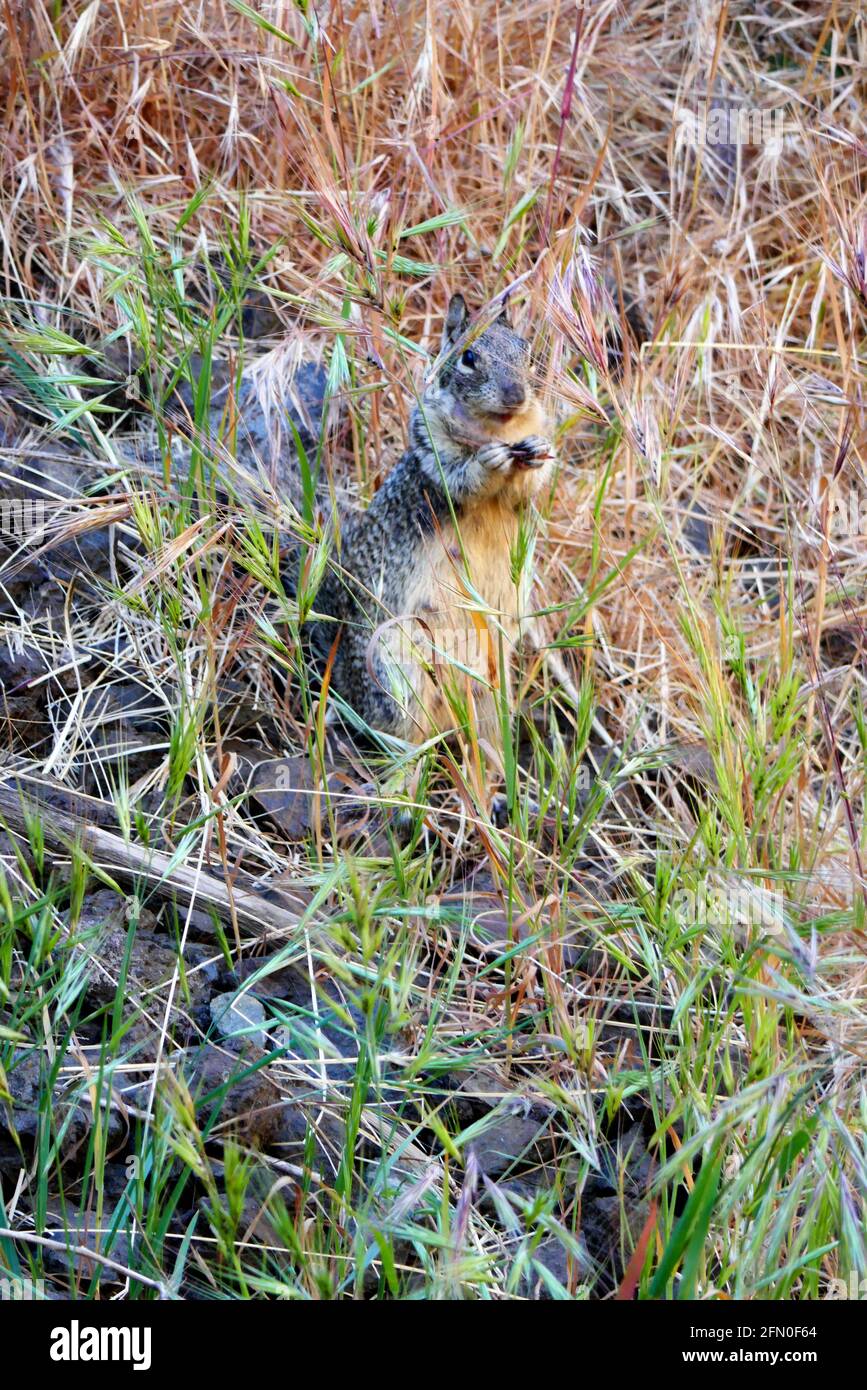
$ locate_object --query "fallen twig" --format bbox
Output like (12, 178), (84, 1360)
(0, 773), (314, 940)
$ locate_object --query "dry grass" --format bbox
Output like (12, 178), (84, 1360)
(0, 0), (866, 1300)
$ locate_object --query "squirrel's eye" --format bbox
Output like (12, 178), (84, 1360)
(460, 348), (477, 369)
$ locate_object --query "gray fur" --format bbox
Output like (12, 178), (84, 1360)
(308, 297), (547, 736)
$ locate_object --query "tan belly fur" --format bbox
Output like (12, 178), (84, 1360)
(387, 402), (551, 739)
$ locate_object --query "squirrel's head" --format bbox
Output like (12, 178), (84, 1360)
(434, 293), (537, 426)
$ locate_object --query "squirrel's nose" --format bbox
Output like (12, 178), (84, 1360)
(501, 382), (526, 410)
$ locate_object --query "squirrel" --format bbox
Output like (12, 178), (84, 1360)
(310, 293), (554, 742)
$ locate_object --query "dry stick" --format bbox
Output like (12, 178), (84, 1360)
(0, 1227), (170, 1295)
(0, 778), (312, 940)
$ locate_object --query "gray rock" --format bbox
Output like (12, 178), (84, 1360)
(468, 1097), (555, 1179)
(134, 356), (330, 506)
(2, 1048), (126, 1166)
(209, 990), (267, 1049)
(258, 966), (368, 1084)
(521, 1235), (591, 1299)
(83, 912), (217, 1013)
(187, 1043), (284, 1149)
(40, 1199), (132, 1275)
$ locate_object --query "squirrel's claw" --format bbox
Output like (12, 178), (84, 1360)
(475, 440), (514, 472)
(510, 435), (553, 468)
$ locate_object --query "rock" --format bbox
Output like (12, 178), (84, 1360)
(260, 965), (366, 1084)
(681, 497), (713, 556)
(577, 1117), (655, 1292)
(448, 871), (515, 949)
(73, 887), (158, 936)
(74, 894), (220, 1057)
(88, 924), (196, 1005)
(3, 1048), (41, 1125)
(210, 991), (267, 1049)
(521, 1235), (591, 1299)
(228, 745), (385, 845)
(445, 868), (588, 971)
(39, 1199), (132, 1276)
(422, 1062), (558, 1178)
(247, 753), (325, 840)
(76, 683), (166, 791)
(188, 256), (284, 342)
(234, 956), (367, 1078)
(0, 640), (51, 744)
(0, 420), (118, 585)
(234, 953), (298, 1000)
(187, 1044), (284, 1150)
(205, 358), (329, 489)
(205, 1190), (284, 1252)
(26, 783), (118, 828)
(239, 292), (282, 341)
(136, 355), (330, 505)
(271, 1091), (347, 1181)
(477, 1169), (592, 1298)
(2, 1048), (126, 1167)
(468, 1097), (555, 1179)
(82, 914), (218, 1012)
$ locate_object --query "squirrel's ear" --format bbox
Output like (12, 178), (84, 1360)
(443, 293), (469, 347)
(497, 296), (512, 327)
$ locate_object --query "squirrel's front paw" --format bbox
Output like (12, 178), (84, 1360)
(475, 441), (514, 473)
(510, 435), (553, 468)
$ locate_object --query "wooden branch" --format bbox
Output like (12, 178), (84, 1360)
(0, 773), (315, 940)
